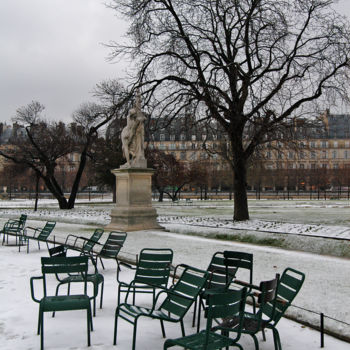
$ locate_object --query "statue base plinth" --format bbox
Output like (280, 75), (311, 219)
(105, 168), (163, 232)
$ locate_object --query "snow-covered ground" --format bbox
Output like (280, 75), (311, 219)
(0, 198), (349, 349)
(0, 242), (348, 350)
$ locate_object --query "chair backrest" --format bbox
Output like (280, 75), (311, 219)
(160, 266), (208, 320)
(134, 248), (173, 288)
(265, 267), (305, 325)
(18, 214), (27, 228)
(205, 251), (236, 291)
(205, 288), (247, 345)
(99, 231), (127, 259)
(37, 221), (56, 241)
(252, 274), (279, 328)
(223, 251), (253, 286)
(82, 228), (104, 253)
(41, 256), (88, 296)
(48, 245), (67, 257)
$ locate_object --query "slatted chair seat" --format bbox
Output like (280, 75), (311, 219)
(40, 294), (91, 311)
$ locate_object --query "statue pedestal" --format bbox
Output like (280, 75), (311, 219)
(105, 168), (163, 232)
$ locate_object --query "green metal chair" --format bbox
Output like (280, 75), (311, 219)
(48, 245), (104, 317)
(195, 250), (244, 332)
(64, 228), (104, 256)
(117, 248), (173, 305)
(263, 267), (305, 350)
(113, 265), (208, 350)
(1, 214), (27, 246)
(88, 230), (127, 270)
(20, 221), (56, 253)
(214, 268), (305, 350)
(164, 288), (247, 350)
(213, 274), (279, 350)
(30, 256), (93, 350)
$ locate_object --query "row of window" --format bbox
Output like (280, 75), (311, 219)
(267, 140), (350, 148)
(150, 142), (219, 151)
(266, 150), (350, 160)
(266, 163), (348, 170)
(158, 134), (218, 141)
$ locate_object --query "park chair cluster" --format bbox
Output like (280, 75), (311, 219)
(0, 215), (57, 253)
(23, 223), (305, 350)
(113, 249), (305, 350)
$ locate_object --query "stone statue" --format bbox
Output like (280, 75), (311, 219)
(121, 92), (147, 168)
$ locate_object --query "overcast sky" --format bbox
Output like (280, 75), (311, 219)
(1, 0), (350, 124)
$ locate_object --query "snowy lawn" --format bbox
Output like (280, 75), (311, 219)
(0, 198), (350, 348)
(0, 243), (348, 350)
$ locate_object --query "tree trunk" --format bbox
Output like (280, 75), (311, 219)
(158, 190), (164, 202)
(34, 173), (40, 212)
(233, 157), (249, 221)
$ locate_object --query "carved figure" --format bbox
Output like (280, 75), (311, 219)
(121, 93), (146, 168)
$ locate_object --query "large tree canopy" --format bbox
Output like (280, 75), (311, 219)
(109, 0), (350, 220)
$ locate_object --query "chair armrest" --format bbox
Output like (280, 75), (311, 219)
(25, 227), (41, 238)
(64, 234), (79, 246)
(116, 262), (136, 283)
(30, 276), (43, 303)
(233, 279), (260, 290)
(153, 287), (194, 313)
(172, 263), (190, 285)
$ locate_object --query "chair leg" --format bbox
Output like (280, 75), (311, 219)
(87, 308), (91, 346)
(99, 257), (105, 270)
(160, 320), (166, 338)
(100, 281), (104, 309)
(132, 319), (138, 350)
(251, 334), (259, 350)
(113, 308), (119, 345)
(197, 296), (204, 333)
(52, 283), (63, 317)
(192, 297), (197, 327)
(272, 328), (282, 350)
(37, 310), (42, 335)
(262, 328), (266, 341)
(180, 320), (185, 337)
(40, 312), (44, 350)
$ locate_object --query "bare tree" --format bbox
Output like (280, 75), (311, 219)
(146, 148), (194, 201)
(108, 0), (350, 220)
(0, 82), (129, 209)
